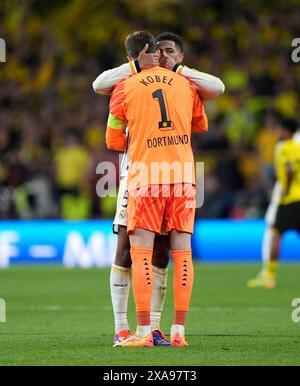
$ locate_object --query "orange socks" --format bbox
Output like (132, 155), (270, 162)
(172, 250), (194, 325)
(130, 248), (193, 328)
(130, 247), (153, 326)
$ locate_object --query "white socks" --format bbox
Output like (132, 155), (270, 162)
(262, 227), (272, 266)
(110, 264), (168, 333)
(151, 266), (168, 330)
(171, 324), (185, 337)
(110, 264), (131, 333)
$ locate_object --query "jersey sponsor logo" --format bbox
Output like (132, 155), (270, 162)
(147, 135), (189, 148)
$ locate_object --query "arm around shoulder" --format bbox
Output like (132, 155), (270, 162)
(175, 65), (225, 101)
(93, 62), (139, 95)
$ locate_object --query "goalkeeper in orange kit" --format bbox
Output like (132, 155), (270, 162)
(93, 31), (224, 347)
(105, 31), (208, 347)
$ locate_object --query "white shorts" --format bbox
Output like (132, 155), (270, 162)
(113, 176), (128, 233)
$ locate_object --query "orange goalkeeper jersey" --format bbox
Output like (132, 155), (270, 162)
(107, 65), (207, 192)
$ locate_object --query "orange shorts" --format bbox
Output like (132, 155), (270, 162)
(127, 184), (196, 234)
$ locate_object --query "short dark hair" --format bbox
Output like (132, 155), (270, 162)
(280, 118), (299, 134)
(156, 32), (183, 52)
(125, 31), (157, 59)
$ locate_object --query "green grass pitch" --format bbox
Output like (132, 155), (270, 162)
(0, 264), (299, 366)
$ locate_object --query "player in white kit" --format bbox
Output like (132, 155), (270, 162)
(93, 32), (225, 345)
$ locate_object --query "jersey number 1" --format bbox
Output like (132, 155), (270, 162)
(152, 89), (173, 131)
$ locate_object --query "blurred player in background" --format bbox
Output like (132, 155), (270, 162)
(247, 118), (300, 289)
(105, 31), (208, 347)
(94, 32), (224, 345)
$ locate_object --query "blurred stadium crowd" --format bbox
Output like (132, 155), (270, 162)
(1, 0), (300, 220)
